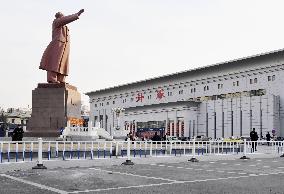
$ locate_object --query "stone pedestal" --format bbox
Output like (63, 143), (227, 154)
(26, 83), (81, 137)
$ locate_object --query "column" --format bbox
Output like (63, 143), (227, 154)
(179, 119), (183, 137)
(174, 117), (177, 137)
(169, 121), (173, 136)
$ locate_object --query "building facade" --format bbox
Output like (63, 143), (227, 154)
(86, 49), (284, 139)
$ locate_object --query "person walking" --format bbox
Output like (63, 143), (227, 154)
(250, 128), (259, 152)
(151, 132), (161, 141)
(12, 125), (24, 141)
(266, 132), (271, 146)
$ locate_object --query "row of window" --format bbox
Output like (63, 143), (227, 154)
(93, 75), (277, 107)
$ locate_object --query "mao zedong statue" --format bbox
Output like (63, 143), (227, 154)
(39, 9), (84, 83)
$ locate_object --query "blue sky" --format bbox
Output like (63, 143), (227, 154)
(1, 0), (284, 109)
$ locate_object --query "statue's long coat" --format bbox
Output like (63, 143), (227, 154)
(39, 14), (79, 76)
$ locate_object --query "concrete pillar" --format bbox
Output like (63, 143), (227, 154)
(88, 121), (93, 128)
(179, 120), (182, 137)
(134, 121), (137, 134)
(174, 117), (177, 137)
(165, 119), (168, 136)
(184, 120), (189, 138)
(169, 121), (173, 136)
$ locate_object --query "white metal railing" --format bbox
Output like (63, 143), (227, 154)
(0, 139), (283, 164)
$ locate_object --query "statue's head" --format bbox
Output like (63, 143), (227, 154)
(55, 12), (64, 18)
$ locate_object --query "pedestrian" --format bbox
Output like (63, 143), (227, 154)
(59, 126), (64, 135)
(151, 132), (161, 141)
(12, 125), (24, 141)
(266, 132), (271, 146)
(250, 128), (259, 152)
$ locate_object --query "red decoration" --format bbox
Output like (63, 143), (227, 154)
(156, 89), (165, 100)
(136, 93), (145, 102)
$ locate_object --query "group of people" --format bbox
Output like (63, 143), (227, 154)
(125, 132), (163, 141)
(250, 128), (273, 152)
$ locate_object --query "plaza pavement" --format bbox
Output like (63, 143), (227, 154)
(0, 152), (284, 194)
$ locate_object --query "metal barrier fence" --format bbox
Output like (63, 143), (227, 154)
(0, 139), (283, 164)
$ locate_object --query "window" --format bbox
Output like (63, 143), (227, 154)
(268, 75), (275, 81)
(194, 88), (196, 92)
(168, 92), (173, 96)
(218, 84), (223, 89)
(113, 101), (115, 104)
(233, 81), (239, 87)
(179, 90), (183, 94)
(254, 78), (257, 83)
(95, 104), (97, 107)
(250, 79), (253, 84)
(204, 86), (209, 91)
(106, 102), (109, 105)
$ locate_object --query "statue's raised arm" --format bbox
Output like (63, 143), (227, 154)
(39, 9), (84, 84)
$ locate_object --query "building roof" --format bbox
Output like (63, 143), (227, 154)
(86, 48), (284, 96)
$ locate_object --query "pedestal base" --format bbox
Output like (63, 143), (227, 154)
(122, 159), (134, 165)
(188, 157), (199, 162)
(240, 156), (250, 160)
(27, 83), (81, 137)
(32, 163), (47, 169)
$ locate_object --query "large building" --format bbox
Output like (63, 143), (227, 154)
(86, 49), (284, 139)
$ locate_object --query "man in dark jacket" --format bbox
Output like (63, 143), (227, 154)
(250, 128), (258, 152)
(266, 132), (271, 146)
(151, 132), (161, 141)
(12, 126), (24, 141)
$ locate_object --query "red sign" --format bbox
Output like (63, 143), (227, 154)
(156, 89), (165, 100)
(136, 93), (144, 102)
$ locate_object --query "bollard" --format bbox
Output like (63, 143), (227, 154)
(32, 138), (47, 169)
(0, 142), (3, 163)
(144, 141), (147, 157)
(280, 142), (284, 158)
(189, 139), (199, 162)
(240, 139), (250, 160)
(122, 138), (134, 165)
(115, 141), (119, 158)
(150, 142), (153, 157)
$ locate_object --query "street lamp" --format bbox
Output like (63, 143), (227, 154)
(111, 107), (125, 130)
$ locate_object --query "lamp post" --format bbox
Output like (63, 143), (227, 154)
(112, 107), (125, 130)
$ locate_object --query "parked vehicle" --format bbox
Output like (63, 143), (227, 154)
(223, 137), (243, 144)
(179, 137), (191, 141)
(195, 135), (210, 141)
(166, 136), (181, 141)
(240, 136), (251, 141)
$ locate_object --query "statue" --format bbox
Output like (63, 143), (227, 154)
(39, 9), (84, 83)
